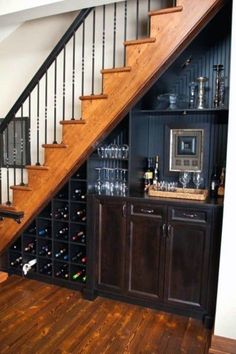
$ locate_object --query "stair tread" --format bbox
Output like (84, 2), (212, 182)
(60, 119), (86, 125)
(26, 165), (49, 170)
(148, 6), (183, 16)
(101, 67), (132, 74)
(42, 143), (67, 148)
(0, 204), (17, 212)
(80, 94), (108, 101)
(10, 185), (32, 191)
(124, 37), (156, 46)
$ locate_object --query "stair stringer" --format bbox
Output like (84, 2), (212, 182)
(0, 0), (225, 254)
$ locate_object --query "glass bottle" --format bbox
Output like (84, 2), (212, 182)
(144, 158), (154, 192)
(210, 167), (219, 198)
(153, 155), (160, 189)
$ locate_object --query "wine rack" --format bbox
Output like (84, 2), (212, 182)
(8, 163), (87, 290)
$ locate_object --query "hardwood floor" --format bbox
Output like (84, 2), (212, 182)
(0, 276), (211, 354)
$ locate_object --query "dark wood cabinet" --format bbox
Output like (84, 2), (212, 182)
(95, 198), (126, 294)
(126, 203), (165, 300)
(88, 196), (222, 327)
(164, 217), (210, 310)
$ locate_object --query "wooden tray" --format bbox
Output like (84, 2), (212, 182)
(148, 186), (208, 201)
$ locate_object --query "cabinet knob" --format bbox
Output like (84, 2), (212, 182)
(122, 204), (127, 218)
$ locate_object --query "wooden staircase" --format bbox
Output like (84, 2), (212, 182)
(0, 0), (225, 253)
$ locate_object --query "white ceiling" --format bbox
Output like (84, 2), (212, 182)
(0, 0), (124, 25)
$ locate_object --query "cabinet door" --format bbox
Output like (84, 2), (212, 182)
(164, 207), (211, 310)
(126, 203), (165, 300)
(96, 198), (126, 294)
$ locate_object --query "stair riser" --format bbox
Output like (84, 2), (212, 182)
(102, 72), (131, 95)
(27, 170), (50, 188)
(43, 148), (68, 165)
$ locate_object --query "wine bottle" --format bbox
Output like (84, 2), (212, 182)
(72, 209), (86, 222)
(153, 155), (160, 188)
(26, 226), (36, 234)
(72, 231), (86, 243)
(72, 188), (86, 201)
(72, 269), (86, 282)
(55, 247), (68, 259)
(56, 227), (69, 240)
(71, 251), (86, 264)
(210, 167), (219, 198)
(144, 157), (154, 192)
(39, 263), (52, 275)
(24, 242), (36, 254)
(10, 256), (23, 267)
(55, 264), (69, 279)
(54, 206), (69, 220)
(38, 227), (50, 237)
(217, 167), (225, 197)
(38, 245), (52, 257)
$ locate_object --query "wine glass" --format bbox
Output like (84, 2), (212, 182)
(193, 172), (204, 189)
(179, 172), (191, 189)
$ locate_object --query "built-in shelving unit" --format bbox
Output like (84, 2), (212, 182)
(8, 163), (87, 289)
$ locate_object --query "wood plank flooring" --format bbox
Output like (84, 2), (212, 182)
(0, 276), (211, 354)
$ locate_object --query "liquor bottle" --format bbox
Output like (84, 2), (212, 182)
(72, 208), (86, 222)
(72, 188), (86, 201)
(39, 262), (52, 275)
(72, 269), (86, 282)
(153, 155), (160, 188)
(24, 242), (36, 254)
(72, 231), (86, 243)
(38, 227), (50, 237)
(217, 167), (225, 197)
(144, 157), (154, 192)
(55, 248), (68, 259)
(10, 256), (23, 268)
(210, 167), (219, 198)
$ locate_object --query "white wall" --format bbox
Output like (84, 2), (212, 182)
(0, 11), (78, 117)
(213, 0), (236, 341)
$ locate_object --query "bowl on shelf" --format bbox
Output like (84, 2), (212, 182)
(156, 93), (188, 110)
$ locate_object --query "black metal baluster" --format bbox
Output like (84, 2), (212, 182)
(113, 3), (117, 68)
(28, 95), (31, 164)
(36, 83), (40, 165)
(13, 116), (16, 185)
(123, 1), (127, 66)
(147, 0), (151, 36)
(91, 9), (96, 95)
(44, 72), (48, 144)
(53, 59), (57, 144)
(81, 21), (85, 97)
(63, 46), (66, 121)
(20, 106), (25, 185)
(101, 5), (106, 94)
(6, 125), (11, 204)
(136, 0), (140, 40)
(72, 33), (76, 120)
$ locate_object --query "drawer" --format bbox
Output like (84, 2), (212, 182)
(170, 207), (208, 223)
(131, 204), (164, 219)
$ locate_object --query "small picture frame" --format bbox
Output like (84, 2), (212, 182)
(169, 128), (204, 172)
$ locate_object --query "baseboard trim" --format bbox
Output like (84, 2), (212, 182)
(209, 335), (236, 354)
